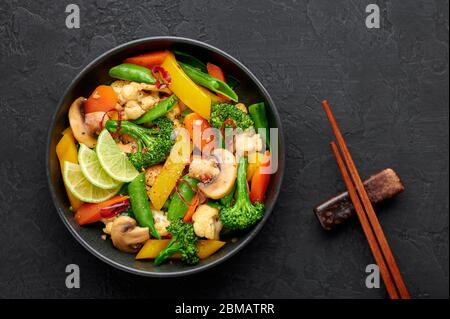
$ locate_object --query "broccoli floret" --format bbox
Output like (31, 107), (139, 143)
(154, 219), (199, 266)
(220, 156), (265, 230)
(105, 117), (174, 170)
(210, 103), (254, 130)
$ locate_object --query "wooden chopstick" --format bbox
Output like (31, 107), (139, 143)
(323, 100), (411, 299)
(330, 142), (399, 299)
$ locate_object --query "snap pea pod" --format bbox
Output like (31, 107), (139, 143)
(167, 175), (199, 221)
(135, 94), (178, 124)
(128, 173), (160, 238)
(174, 51), (239, 88)
(178, 62), (238, 102)
(174, 50), (207, 73)
(248, 102), (270, 147)
(109, 63), (156, 84)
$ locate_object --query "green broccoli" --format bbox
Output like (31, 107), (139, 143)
(210, 103), (254, 130)
(105, 117), (174, 171)
(220, 156), (265, 230)
(154, 219), (199, 266)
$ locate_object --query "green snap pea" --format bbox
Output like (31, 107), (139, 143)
(178, 62), (238, 102)
(128, 173), (160, 238)
(135, 94), (178, 124)
(174, 50), (207, 73)
(167, 175), (199, 221)
(248, 102), (270, 147)
(109, 63), (155, 84)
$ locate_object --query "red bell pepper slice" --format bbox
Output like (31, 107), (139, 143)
(250, 151), (271, 203)
(74, 195), (129, 225)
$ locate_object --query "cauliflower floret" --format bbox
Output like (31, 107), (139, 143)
(120, 83), (141, 102)
(145, 164), (163, 190)
(235, 131), (263, 158)
(166, 104), (181, 121)
(111, 80), (129, 92)
(140, 93), (159, 111)
(152, 210), (170, 237)
(124, 100), (145, 120)
(189, 157), (220, 183)
(235, 103), (248, 113)
(192, 205), (223, 240)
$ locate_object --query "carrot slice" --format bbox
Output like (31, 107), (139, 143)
(183, 193), (200, 222)
(84, 85), (118, 113)
(124, 50), (169, 68)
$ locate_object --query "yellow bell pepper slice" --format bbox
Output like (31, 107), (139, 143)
(247, 152), (264, 181)
(56, 128), (84, 210)
(135, 239), (226, 260)
(162, 52), (211, 119)
(148, 132), (191, 210)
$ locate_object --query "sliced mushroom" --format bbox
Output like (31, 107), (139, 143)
(197, 148), (237, 199)
(68, 97), (97, 148)
(110, 216), (149, 253)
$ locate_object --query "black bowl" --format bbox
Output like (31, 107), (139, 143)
(46, 37), (285, 277)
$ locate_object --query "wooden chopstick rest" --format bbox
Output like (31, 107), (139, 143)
(314, 168), (405, 230)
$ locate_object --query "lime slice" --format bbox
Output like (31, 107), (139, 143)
(63, 161), (120, 203)
(78, 144), (122, 189)
(96, 129), (139, 182)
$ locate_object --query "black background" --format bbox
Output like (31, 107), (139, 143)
(0, 0), (448, 298)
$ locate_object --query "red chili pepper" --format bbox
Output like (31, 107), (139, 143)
(151, 66), (171, 89)
(99, 199), (130, 218)
(175, 178), (198, 207)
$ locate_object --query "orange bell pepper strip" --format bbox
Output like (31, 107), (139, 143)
(183, 112), (216, 151)
(249, 151), (271, 203)
(56, 128), (83, 210)
(84, 85), (118, 113)
(161, 52), (211, 120)
(74, 195), (129, 225)
(124, 50), (169, 68)
(206, 63), (229, 101)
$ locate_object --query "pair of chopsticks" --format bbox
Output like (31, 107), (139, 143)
(322, 100), (410, 299)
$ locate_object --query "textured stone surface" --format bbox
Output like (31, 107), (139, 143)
(0, 0), (448, 298)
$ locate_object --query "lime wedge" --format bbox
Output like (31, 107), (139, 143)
(78, 144), (122, 189)
(63, 161), (120, 203)
(96, 129), (139, 182)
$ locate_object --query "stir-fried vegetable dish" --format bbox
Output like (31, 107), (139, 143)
(56, 50), (274, 265)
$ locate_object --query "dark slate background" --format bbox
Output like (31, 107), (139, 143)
(0, 0), (448, 299)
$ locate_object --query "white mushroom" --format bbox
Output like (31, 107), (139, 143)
(110, 216), (149, 253)
(192, 205), (223, 240)
(68, 97), (97, 148)
(196, 149), (238, 199)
